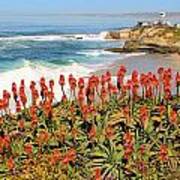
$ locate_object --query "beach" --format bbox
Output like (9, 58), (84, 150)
(95, 53), (180, 76)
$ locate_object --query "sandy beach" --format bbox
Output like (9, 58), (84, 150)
(95, 53), (180, 75)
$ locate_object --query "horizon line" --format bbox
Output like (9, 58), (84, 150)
(0, 11), (180, 17)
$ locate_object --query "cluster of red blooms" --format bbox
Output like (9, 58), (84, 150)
(159, 144), (169, 162)
(62, 148), (76, 165)
(140, 72), (159, 99)
(139, 105), (149, 127)
(0, 66), (179, 117)
(0, 90), (10, 113)
(0, 134), (10, 154)
(49, 148), (76, 167)
(123, 132), (134, 160)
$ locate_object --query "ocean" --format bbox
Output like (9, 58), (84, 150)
(0, 13), (180, 110)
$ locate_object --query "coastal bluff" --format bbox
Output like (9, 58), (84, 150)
(105, 22), (180, 54)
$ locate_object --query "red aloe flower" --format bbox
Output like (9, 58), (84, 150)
(61, 94), (67, 102)
(0, 134), (10, 153)
(78, 89), (85, 107)
(139, 105), (149, 127)
(36, 130), (49, 146)
(158, 67), (164, 75)
(176, 72), (180, 96)
(16, 101), (21, 113)
(0, 117), (3, 126)
(69, 75), (77, 98)
(43, 100), (52, 117)
(101, 74), (106, 86)
(123, 132), (134, 159)
(18, 119), (25, 130)
(81, 105), (88, 120)
(100, 86), (107, 103)
(94, 168), (102, 180)
(159, 144), (168, 161)
(59, 74), (65, 95)
(59, 74), (65, 86)
(62, 148), (76, 165)
(88, 124), (96, 139)
(0, 99), (5, 113)
(49, 79), (54, 92)
(110, 85), (118, 95)
(169, 110), (178, 124)
(24, 143), (33, 154)
(123, 132), (133, 144)
(6, 156), (15, 171)
(19, 81), (27, 108)
(3, 90), (11, 111)
(78, 77), (85, 89)
(123, 106), (130, 121)
(117, 65), (127, 90)
(12, 82), (18, 102)
(50, 149), (62, 165)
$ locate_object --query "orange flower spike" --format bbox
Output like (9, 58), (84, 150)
(94, 168), (102, 180)
(88, 124), (96, 139)
(40, 77), (46, 87)
(61, 94), (67, 102)
(3, 90), (11, 109)
(0, 99), (4, 112)
(49, 79), (54, 92)
(62, 148), (76, 165)
(139, 105), (149, 127)
(12, 82), (18, 102)
(16, 101), (21, 113)
(78, 77), (85, 89)
(3, 135), (11, 149)
(101, 74), (106, 86)
(159, 105), (166, 116)
(0, 117), (3, 126)
(81, 105), (88, 120)
(18, 119), (25, 130)
(169, 110), (178, 124)
(37, 130), (49, 145)
(123, 132), (133, 144)
(106, 71), (112, 83)
(100, 86), (107, 102)
(159, 144), (169, 161)
(6, 156), (15, 171)
(24, 143), (33, 154)
(50, 149), (62, 165)
(176, 72), (180, 85)
(59, 74), (65, 86)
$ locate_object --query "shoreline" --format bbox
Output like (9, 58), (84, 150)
(94, 52), (180, 75)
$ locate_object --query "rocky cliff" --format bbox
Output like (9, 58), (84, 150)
(105, 24), (180, 54)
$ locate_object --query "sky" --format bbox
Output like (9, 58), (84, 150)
(0, 0), (179, 15)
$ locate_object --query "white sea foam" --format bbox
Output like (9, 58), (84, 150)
(0, 33), (107, 42)
(0, 60), (93, 113)
(76, 49), (116, 57)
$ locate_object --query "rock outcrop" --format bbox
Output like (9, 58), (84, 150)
(105, 24), (180, 54)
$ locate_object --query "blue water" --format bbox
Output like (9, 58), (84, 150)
(0, 13), (180, 72)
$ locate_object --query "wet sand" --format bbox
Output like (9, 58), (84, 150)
(94, 53), (180, 75)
